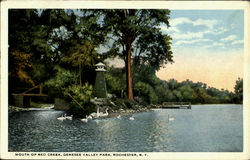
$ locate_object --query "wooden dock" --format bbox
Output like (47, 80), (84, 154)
(161, 102), (191, 109)
(11, 85), (47, 108)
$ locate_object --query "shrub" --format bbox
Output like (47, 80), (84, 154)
(63, 83), (95, 117)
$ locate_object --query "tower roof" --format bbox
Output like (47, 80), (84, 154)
(95, 62), (105, 66)
(95, 62), (106, 71)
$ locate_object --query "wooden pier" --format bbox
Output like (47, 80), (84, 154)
(161, 102), (191, 109)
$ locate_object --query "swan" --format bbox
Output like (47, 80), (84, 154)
(168, 115), (174, 121)
(57, 114), (66, 121)
(129, 117), (134, 120)
(65, 115), (73, 120)
(90, 107), (100, 118)
(117, 115), (121, 119)
(99, 108), (109, 117)
(81, 116), (88, 123)
(96, 107), (100, 118)
(87, 115), (93, 119)
(57, 117), (65, 121)
(90, 112), (97, 118)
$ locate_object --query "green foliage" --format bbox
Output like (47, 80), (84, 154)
(168, 79), (179, 90)
(63, 84), (93, 103)
(105, 67), (126, 97)
(233, 78), (243, 104)
(106, 64), (237, 105)
(133, 64), (161, 87)
(45, 65), (95, 116)
(173, 90), (183, 102)
(100, 10), (173, 67)
(178, 85), (197, 102)
(45, 66), (77, 89)
(99, 9), (173, 99)
(61, 41), (97, 68)
(61, 41), (98, 85)
(155, 84), (174, 103)
(9, 9), (102, 92)
(63, 83), (95, 117)
(9, 50), (35, 88)
(195, 88), (212, 104)
(134, 81), (158, 104)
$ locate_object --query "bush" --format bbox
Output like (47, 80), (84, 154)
(123, 99), (138, 109)
(63, 83), (95, 117)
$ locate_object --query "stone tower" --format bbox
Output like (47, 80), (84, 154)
(94, 62), (107, 98)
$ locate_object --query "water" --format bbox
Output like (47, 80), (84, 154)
(9, 104), (243, 152)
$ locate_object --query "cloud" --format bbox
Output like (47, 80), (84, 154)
(170, 17), (218, 29)
(202, 42), (225, 49)
(172, 31), (204, 40)
(232, 40), (243, 45)
(192, 18), (218, 29)
(159, 25), (180, 33)
(169, 27), (227, 40)
(212, 42), (225, 47)
(171, 29), (222, 40)
(217, 27), (228, 34)
(175, 39), (212, 46)
(170, 17), (192, 26)
(221, 35), (237, 41)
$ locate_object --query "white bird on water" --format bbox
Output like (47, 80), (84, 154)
(168, 115), (174, 121)
(90, 107), (100, 118)
(129, 117), (135, 121)
(57, 114), (66, 121)
(81, 116), (88, 123)
(87, 115), (93, 119)
(99, 108), (109, 117)
(65, 115), (73, 120)
(117, 115), (121, 119)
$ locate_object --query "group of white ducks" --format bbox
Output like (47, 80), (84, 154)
(80, 108), (136, 123)
(81, 107), (109, 122)
(57, 107), (137, 123)
(57, 114), (73, 121)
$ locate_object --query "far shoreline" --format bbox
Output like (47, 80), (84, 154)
(8, 103), (242, 118)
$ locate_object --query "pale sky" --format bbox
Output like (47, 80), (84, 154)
(156, 10), (244, 91)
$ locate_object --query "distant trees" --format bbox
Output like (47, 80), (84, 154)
(233, 78), (243, 103)
(106, 64), (242, 105)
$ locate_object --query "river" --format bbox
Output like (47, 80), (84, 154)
(9, 104), (243, 152)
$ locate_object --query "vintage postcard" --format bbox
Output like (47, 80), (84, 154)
(1, 1), (250, 160)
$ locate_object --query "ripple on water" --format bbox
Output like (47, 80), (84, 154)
(8, 105), (243, 152)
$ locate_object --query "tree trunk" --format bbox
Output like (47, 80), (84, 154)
(125, 44), (134, 100)
(79, 64), (82, 86)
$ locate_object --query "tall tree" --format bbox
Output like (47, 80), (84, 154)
(234, 77), (243, 103)
(100, 9), (173, 100)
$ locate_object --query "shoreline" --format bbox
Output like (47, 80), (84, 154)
(106, 107), (151, 119)
(9, 103), (241, 118)
(8, 105), (151, 118)
(8, 105), (54, 114)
